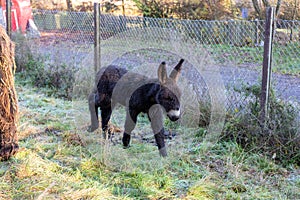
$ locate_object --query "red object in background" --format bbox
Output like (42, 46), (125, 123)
(1, 0), (33, 33)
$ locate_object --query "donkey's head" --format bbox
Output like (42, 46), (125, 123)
(156, 59), (184, 121)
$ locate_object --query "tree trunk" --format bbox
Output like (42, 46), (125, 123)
(252, 0), (263, 18)
(262, 0), (270, 7)
(0, 26), (18, 161)
(252, 0), (282, 19)
(275, 0), (282, 15)
(66, 0), (73, 11)
(122, 0), (125, 16)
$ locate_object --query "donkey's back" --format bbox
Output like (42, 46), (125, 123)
(95, 65), (128, 104)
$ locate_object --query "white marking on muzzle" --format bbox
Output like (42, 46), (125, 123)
(167, 109), (180, 118)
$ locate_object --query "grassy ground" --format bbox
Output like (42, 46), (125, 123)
(0, 83), (299, 200)
(209, 43), (300, 76)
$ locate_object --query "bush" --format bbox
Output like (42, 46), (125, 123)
(16, 54), (77, 100)
(13, 33), (33, 72)
(223, 84), (300, 166)
(13, 32), (77, 100)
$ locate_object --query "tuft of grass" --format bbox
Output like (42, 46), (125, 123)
(186, 180), (217, 200)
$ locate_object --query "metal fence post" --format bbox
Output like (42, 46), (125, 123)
(94, 2), (101, 74)
(255, 19), (259, 45)
(260, 7), (275, 126)
(6, 0), (11, 37)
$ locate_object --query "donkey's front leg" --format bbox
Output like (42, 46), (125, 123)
(122, 110), (138, 148)
(154, 128), (167, 157)
(149, 105), (167, 157)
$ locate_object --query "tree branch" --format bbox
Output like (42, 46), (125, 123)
(275, 0), (282, 15)
(252, 0), (261, 17)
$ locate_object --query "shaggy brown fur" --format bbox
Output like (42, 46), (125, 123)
(0, 27), (19, 161)
(89, 59), (184, 157)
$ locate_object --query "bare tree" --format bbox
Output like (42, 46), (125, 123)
(252, 0), (282, 19)
(122, 0), (125, 15)
(292, 0), (299, 20)
(66, 0), (73, 11)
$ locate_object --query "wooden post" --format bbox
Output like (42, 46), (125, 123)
(6, 0), (11, 37)
(94, 2), (101, 73)
(260, 7), (275, 126)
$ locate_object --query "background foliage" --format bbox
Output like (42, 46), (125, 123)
(30, 0), (300, 20)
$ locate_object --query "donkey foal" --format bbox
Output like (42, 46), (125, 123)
(88, 59), (184, 157)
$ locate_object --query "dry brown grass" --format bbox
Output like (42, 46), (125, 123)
(0, 26), (19, 160)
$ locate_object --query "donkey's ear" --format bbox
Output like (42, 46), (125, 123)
(158, 62), (168, 84)
(169, 59), (184, 82)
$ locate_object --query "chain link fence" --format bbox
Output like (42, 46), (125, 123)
(25, 9), (300, 119)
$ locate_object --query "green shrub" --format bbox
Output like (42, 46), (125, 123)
(223, 84), (300, 166)
(16, 54), (77, 100)
(12, 33), (33, 72)
(13, 32), (78, 100)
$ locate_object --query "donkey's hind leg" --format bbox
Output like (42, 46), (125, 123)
(88, 93), (99, 132)
(101, 106), (112, 139)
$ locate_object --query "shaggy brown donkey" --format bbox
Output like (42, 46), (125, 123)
(88, 59), (184, 156)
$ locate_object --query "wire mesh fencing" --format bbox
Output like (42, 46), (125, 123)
(26, 9), (300, 120)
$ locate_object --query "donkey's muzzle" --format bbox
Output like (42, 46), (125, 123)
(168, 115), (180, 121)
(167, 109), (180, 121)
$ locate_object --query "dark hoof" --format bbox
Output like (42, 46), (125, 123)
(88, 125), (99, 132)
(122, 133), (131, 147)
(159, 147), (167, 157)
